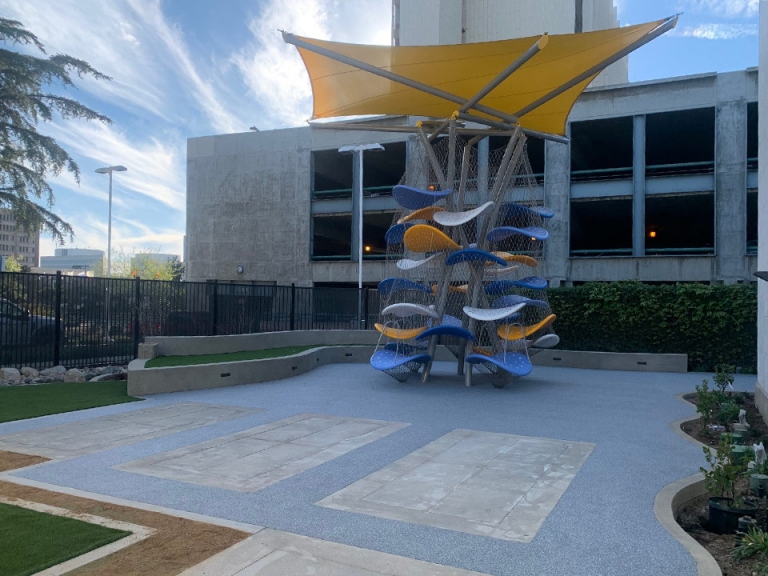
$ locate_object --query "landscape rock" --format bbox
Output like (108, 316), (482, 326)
(0, 368), (21, 382)
(20, 367), (39, 378)
(64, 369), (86, 383)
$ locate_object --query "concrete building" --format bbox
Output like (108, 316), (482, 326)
(40, 248), (105, 272)
(756, 1), (767, 422)
(392, 0), (626, 87)
(185, 67), (757, 287)
(0, 208), (40, 267)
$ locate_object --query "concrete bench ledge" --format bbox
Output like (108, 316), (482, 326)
(532, 349), (688, 372)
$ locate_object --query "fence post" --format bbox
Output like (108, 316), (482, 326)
(363, 287), (369, 329)
(212, 280), (218, 336)
(133, 276), (141, 357)
(290, 283), (296, 331)
(53, 271), (61, 366)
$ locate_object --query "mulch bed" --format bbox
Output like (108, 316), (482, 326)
(0, 450), (48, 472)
(678, 392), (768, 576)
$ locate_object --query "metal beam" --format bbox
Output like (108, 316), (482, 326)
(283, 31), (519, 124)
(457, 112), (570, 144)
(308, 121), (524, 138)
(513, 15), (678, 119)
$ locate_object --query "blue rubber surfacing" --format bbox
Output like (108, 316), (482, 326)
(3, 363), (749, 576)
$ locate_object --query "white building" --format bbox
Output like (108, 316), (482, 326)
(392, 0), (626, 87)
(40, 248), (105, 272)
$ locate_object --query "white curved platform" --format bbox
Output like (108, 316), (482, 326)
(382, 303), (440, 319)
(463, 303), (526, 321)
(433, 202), (494, 227)
(396, 253), (439, 270)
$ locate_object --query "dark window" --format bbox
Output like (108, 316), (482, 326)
(363, 142), (406, 196)
(570, 116), (633, 181)
(747, 188), (758, 255)
(748, 102), (758, 170)
(646, 108), (715, 175)
(569, 197), (633, 256)
(312, 214), (351, 259)
(311, 143), (406, 200)
(645, 192), (714, 255)
(363, 212), (395, 259)
(312, 150), (352, 196)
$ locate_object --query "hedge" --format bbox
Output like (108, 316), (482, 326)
(546, 282), (757, 373)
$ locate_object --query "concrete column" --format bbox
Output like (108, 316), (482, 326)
(351, 150), (361, 263)
(756, 0), (768, 423)
(715, 77), (748, 283)
(544, 139), (570, 287)
(632, 115), (646, 257)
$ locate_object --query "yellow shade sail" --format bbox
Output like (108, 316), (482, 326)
(286, 18), (674, 136)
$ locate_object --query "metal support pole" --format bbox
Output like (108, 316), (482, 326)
(290, 283), (296, 331)
(133, 275), (141, 357)
(53, 271), (61, 367)
(357, 150), (364, 328)
(417, 125), (448, 190)
(212, 280), (218, 336)
(363, 286), (369, 328)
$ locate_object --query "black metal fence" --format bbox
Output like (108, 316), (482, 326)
(0, 272), (381, 369)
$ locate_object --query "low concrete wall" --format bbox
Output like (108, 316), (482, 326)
(531, 349), (687, 373)
(145, 330), (380, 357)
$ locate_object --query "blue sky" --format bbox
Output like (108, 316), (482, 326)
(0, 0), (758, 259)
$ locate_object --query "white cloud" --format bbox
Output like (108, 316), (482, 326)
(679, 0), (758, 19)
(676, 23), (758, 39)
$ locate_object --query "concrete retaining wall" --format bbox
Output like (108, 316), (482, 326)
(531, 349), (687, 372)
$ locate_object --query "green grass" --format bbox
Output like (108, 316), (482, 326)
(146, 345), (324, 368)
(0, 502), (130, 576)
(0, 381), (142, 423)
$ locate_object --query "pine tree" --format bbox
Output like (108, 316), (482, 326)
(0, 17), (112, 244)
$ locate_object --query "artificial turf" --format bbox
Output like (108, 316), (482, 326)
(0, 502), (130, 576)
(145, 345), (323, 368)
(0, 381), (141, 423)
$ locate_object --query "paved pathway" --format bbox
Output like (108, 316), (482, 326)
(0, 363), (755, 575)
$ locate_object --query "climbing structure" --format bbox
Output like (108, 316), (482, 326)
(372, 128), (558, 387)
(284, 15), (677, 387)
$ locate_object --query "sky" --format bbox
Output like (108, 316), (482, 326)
(0, 0), (758, 260)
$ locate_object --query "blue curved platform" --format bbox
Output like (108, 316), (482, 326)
(465, 352), (532, 377)
(415, 325), (475, 342)
(378, 277), (432, 296)
(445, 248), (508, 267)
(487, 226), (549, 242)
(493, 294), (549, 309)
(393, 185), (452, 210)
(385, 222), (414, 245)
(370, 349), (431, 371)
(501, 203), (555, 219)
(485, 277), (548, 294)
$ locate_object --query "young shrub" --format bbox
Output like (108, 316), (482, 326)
(695, 380), (717, 429)
(714, 363), (735, 394)
(701, 434), (746, 504)
(732, 525), (768, 574)
(717, 401), (741, 430)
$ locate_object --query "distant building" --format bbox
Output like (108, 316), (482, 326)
(392, 0), (626, 87)
(40, 248), (105, 272)
(0, 208), (40, 267)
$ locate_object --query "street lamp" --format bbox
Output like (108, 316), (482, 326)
(95, 165), (127, 278)
(338, 143), (384, 328)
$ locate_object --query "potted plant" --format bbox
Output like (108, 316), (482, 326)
(701, 434), (758, 534)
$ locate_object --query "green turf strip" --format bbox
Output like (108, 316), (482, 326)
(0, 502), (130, 576)
(145, 345), (325, 368)
(0, 381), (141, 423)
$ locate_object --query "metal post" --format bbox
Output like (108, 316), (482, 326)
(107, 171), (113, 278)
(133, 275), (141, 357)
(363, 286), (369, 329)
(53, 271), (61, 367)
(290, 283), (296, 331)
(212, 280), (218, 336)
(357, 151), (364, 329)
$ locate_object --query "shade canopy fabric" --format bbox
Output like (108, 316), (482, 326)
(285, 18), (674, 136)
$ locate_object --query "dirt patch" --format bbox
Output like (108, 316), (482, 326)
(680, 391), (768, 448)
(0, 450), (48, 472)
(678, 392), (768, 576)
(0, 480), (250, 576)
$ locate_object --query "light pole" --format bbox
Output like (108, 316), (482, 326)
(95, 165), (127, 278)
(338, 144), (384, 328)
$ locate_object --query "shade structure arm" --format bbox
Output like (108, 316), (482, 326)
(457, 111), (570, 145)
(513, 15), (678, 119)
(282, 31), (519, 125)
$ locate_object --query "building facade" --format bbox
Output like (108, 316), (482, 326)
(0, 208), (40, 267)
(392, 0), (627, 87)
(185, 67), (757, 287)
(40, 248), (105, 272)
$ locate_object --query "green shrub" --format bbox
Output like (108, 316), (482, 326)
(717, 401), (741, 429)
(714, 363), (736, 393)
(701, 434), (747, 504)
(733, 526), (768, 573)
(547, 282), (757, 372)
(695, 380), (717, 428)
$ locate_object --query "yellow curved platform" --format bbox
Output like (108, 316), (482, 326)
(397, 206), (445, 224)
(497, 314), (557, 341)
(472, 346), (494, 357)
(404, 225), (460, 253)
(431, 284), (468, 295)
(375, 323), (427, 340)
(490, 252), (539, 267)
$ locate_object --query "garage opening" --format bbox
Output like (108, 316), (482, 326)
(646, 108), (715, 176)
(570, 116), (633, 182)
(645, 192), (714, 255)
(570, 196), (633, 256)
(312, 214), (351, 259)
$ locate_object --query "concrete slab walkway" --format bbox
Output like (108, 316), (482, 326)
(0, 362), (754, 575)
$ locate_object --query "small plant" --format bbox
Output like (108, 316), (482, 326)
(717, 401), (741, 430)
(714, 363), (735, 394)
(733, 525), (768, 573)
(695, 380), (718, 429)
(701, 434), (746, 504)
